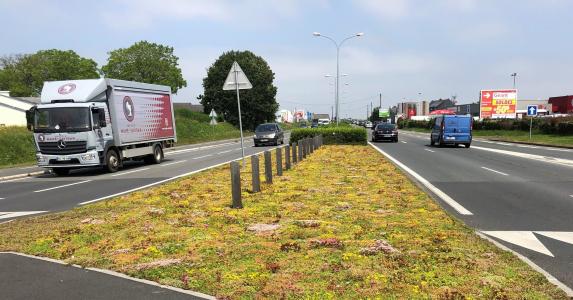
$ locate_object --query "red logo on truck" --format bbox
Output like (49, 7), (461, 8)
(123, 96), (135, 122)
(57, 83), (76, 95)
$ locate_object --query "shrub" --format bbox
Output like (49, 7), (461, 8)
(0, 126), (36, 167)
(290, 127), (367, 145)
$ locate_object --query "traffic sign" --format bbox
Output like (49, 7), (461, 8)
(223, 61), (252, 90)
(210, 118), (218, 125)
(209, 109), (217, 118)
(527, 105), (538, 116)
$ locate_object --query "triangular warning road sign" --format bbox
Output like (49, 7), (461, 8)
(223, 61), (252, 90)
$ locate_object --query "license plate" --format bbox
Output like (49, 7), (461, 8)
(260, 139), (268, 142)
(446, 137), (455, 140)
(57, 156), (69, 161)
(383, 134), (392, 137)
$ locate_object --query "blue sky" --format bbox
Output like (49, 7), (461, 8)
(1, 0), (572, 118)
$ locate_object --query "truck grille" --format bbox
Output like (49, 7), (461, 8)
(39, 141), (87, 155)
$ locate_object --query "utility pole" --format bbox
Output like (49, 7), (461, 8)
(331, 106), (334, 121)
(511, 73), (518, 89)
(379, 93), (382, 108)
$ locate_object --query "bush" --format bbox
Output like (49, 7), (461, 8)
(0, 126), (36, 167)
(290, 127), (367, 145)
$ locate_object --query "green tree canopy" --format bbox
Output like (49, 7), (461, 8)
(198, 50), (278, 131)
(102, 41), (187, 93)
(0, 50), (99, 97)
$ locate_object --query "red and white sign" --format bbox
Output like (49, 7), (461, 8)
(480, 89), (517, 119)
(58, 83), (76, 95)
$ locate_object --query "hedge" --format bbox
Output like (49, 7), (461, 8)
(290, 128), (367, 145)
(398, 116), (573, 135)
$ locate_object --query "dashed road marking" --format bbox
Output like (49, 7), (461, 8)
(162, 160), (187, 167)
(33, 180), (91, 193)
(400, 141), (407, 144)
(111, 168), (150, 177)
(424, 149), (435, 153)
(481, 166), (509, 176)
(193, 155), (212, 160)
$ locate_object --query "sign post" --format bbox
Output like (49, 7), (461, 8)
(527, 105), (538, 140)
(209, 109), (218, 138)
(223, 61), (253, 167)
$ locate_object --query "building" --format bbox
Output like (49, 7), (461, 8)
(311, 113), (329, 121)
(516, 100), (551, 117)
(548, 95), (573, 114)
(429, 99), (455, 112)
(454, 103), (480, 117)
(0, 91), (40, 126)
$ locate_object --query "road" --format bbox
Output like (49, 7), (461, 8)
(0, 135), (289, 222)
(370, 130), (573, 292)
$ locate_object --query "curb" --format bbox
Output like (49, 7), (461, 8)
(0, 171), (46, 182)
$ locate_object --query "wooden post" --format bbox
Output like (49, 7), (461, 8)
(302, 139), (307, 159)
(276, 147), (283, 176)
(298, 141), (303, 161)
(285, 145), (291, 170)
(310, 137), (314, 154)
(264, 150), (272, 184)
(251, 155), (260, 193)
(230, 161), (243, 208)
(292, 142), (297, 164)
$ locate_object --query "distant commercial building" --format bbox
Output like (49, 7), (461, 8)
(516, 100), (551, 117)
(454, 103), (480, 117)
(429, 99), (455, 112)
(312, 113), (329, 121)
(548, 95), (573, 114)
(0, 91), (40, 126)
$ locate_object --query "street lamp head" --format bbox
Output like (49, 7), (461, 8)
(356, 32), (364, 37)
(511, 72), (517, 76)
(324, 74), (332, 77)
(341, 73), (349, 77)
(313, 32), (321, 37)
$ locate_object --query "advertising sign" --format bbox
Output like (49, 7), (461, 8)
(480, 89), (517, 119)
(378, 109), (390, 118)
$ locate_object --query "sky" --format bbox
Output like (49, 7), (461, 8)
(1, 0), (572, 118)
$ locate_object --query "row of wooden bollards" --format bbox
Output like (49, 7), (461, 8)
(230, 135), (323, 208)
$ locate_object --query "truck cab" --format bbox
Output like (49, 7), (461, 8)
(430, 115), (472, 148)
(27, 79), (176, 175)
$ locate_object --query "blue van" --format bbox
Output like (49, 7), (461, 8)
(430, 115), (472, 148)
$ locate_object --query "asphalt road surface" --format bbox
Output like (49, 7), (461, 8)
(0, 135), (289, 221)
(370, 130), (573, 293)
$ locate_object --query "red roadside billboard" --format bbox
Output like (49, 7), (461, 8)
(480, 89), (517, 119)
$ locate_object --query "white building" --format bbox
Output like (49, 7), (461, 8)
(0, 91), (40, 126)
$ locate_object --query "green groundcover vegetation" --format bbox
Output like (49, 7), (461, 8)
(290, 127), (367, 145)
(0, 109), (243, 168)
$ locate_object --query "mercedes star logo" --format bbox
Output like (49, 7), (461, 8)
(57, 140), (66, 149)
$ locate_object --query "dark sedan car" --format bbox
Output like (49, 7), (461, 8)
(372, 123), (398, 142)
(254, 123), (284, 146)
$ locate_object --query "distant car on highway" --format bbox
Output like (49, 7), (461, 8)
(318, 119), (330, 126)
(254, 123), (284, 146)
(365, 121), (373, 128)
(430, 115), (472, 148)
(311, 121), (319, 128)
(372, 123), (398, 142)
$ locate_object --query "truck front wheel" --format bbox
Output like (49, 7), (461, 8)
(105, 150), (120, 173)
(145, 145), (163, 164)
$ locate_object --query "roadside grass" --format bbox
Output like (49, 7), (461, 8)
(0, 145), (567, 299)
(0, 126), (36, 168)
(0, 109), (244, 169)
(401, 128), (573, 147)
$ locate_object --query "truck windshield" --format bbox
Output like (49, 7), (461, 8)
(34, 107), (91, 132)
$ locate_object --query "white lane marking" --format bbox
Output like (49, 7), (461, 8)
(481, 166), (509, 176)
(368, 142), (473, 215)
(33, 180), (91, 193)
(400, 141), (407, 144)
(0, 211), (47, 220)
(192, 154), (212, 160)
(18, 166), (37, 170)
(472, 145), (573, 168)
(0, 198), (4, 200)
(162, 160), (187, 167)
(79, 147), (282, 206)
(110, 168), (150, 177)
(536, 232), (573, 246)
(166, 142), (237, 155)
(569, 195), (573, 198)
(0, 177), (28, 183)
(218, 149), (233, 154)
(475, 232), (573, 297)
(424, 149), (435, 153)
(482, 231), (554, 257)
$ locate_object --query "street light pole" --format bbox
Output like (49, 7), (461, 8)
(314, 32), (364, 125)
(511, 73), (518, 89)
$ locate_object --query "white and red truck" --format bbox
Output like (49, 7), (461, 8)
(26, 78), (176, 175)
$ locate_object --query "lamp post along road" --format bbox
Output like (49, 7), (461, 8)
(314, 32), (364, 125)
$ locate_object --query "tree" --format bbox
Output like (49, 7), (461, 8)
(0, 50), (99, 97)
(199, 50), (278, 131)
(102, 41), (187, 93)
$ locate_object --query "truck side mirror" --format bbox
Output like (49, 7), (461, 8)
(98, 108), (107, 127)
(25, 108), (34, 131)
